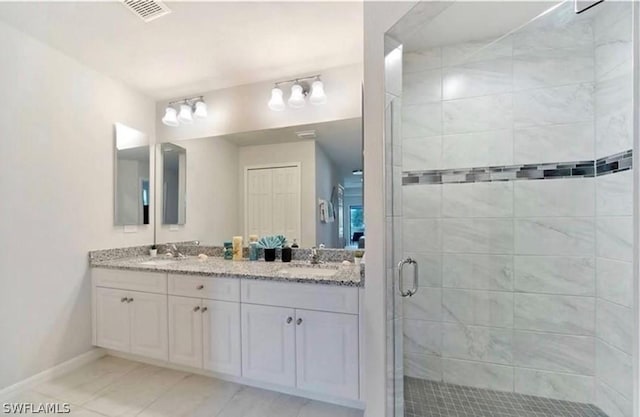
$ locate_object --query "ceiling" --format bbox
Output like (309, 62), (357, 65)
(390, 1), (561, 51)
(219, 117), (362, 188)
(0, 1), (363, 99)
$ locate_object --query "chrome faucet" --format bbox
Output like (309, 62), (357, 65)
(310, 247), (320, 264)
(165, 243), (185, 259)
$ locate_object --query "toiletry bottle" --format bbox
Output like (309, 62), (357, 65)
(291, 239), (299, 248)
(232, 236), (243, 261)
(281, 245), (292, 263)
(223, 241), (233, 260)
(249, 242), (259, 261)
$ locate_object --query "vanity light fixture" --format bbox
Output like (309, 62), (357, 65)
(309, 77), (327, 105)
(267, 74), (326, 111)
(162, 96), (207, 127)
(352, 169), (363, 176)
(268, 87), (286, 111)
(288, 83), (306, 108)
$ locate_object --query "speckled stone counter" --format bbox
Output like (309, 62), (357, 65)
(90, 255), (364, 287)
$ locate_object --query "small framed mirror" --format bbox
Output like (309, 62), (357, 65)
(161, 143), (187, 225)
(114, 123), (150, 225)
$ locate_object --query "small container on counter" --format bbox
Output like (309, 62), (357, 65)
(264, 248), (276, 262)
(232, 236), (243, 261)
(249, 242), (259, 261)
(223, 241), (233, 260)
(281, 246), (292, 262)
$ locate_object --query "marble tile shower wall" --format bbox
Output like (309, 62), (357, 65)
(399, 2), (633, 415)
(592, 3), (634, 417)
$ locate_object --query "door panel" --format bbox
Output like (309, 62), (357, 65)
(295, 309), (359, 399)
(129, 291), (168, 360)
(168, 295), (202, 368)
(95, 287), (130, 352)
(241, 303), (296, 387)
(202, 300), (241, 376)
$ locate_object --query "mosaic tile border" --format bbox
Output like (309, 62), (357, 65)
(403, 149), (633, 186)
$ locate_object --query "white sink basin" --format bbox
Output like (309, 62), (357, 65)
(277, 267), (338, 277)
(139, 259), (179, 266)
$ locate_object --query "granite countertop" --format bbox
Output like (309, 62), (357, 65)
(91, 255), (364, 287)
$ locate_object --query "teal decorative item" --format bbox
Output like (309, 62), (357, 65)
(249, 242), (259, 261)
(223, 241), (233, 260)
(256, 235), (286, 249)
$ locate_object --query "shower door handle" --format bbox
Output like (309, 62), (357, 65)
(398, 258), (418, 297)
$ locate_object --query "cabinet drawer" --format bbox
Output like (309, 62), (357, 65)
(168, 275), (240, 302)
(241, 280), (358, 314)
(93, 268), (167, 294)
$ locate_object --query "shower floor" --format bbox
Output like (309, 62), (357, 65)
(404, 377), (608, 417)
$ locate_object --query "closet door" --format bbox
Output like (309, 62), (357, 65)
(246, 165), (301, 245)
(271, 166), (300, 244)
(246, 168), (274, 238)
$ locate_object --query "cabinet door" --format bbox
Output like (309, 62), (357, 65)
(129, 291), (168, 361)
(168, 296), (202, 368)
(295, 309), (359, 399)
(95, 287), (130, 352)
(241, 304), (295, 387)
(202, 300), (241, 376)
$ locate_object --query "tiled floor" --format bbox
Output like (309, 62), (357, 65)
(4, 356), (363, 417)
(405, 377), (609, 417)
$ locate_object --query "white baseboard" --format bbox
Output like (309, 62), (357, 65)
(106, 350), (365, 410)
(0, 348), (106, 401)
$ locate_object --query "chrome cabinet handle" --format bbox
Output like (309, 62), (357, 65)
(121, 297), (127, 303)
(286, 317), (293, 324)
(296, 318), (303, 325)
(127, 298), (134, 303)
(193, 306), (200, 312)
(196, 285), (204, 290)
(201, 307), (208, 313)
(398, 258), (418, 297)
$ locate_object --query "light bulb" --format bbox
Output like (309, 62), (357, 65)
(193, 100), (207, 119)
(268, 87), (285, 111)
(288, 83), (306, 108)
(309, 79), (327, 105)
(177, 103), (193, 124)
(162, 107), (179, 127)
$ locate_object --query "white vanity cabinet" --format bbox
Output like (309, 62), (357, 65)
(95, 287), (168, 361)
(240, 280), (360, 399)
(295, 309), (359, 399)
(167, 274), (242, 376)
(168, 295), (242, 376)
(92, 267), (361, 405)
(241, 303), (296, 386)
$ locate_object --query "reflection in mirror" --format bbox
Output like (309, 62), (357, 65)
(154, 117), (363, 249)
(161, 143), (187, 225)
(114, 123), (150, 225)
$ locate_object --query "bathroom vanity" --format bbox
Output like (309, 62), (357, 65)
(90, 253), (364, 407)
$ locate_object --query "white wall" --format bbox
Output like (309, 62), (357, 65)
(315, 144), (340, 248)
(0, 21), (155, 390)
(156, 137), (239, 245)
(238, 141), (317, 247)
(156, 63), (363, 143)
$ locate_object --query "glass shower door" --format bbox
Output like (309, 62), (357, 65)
(386, 1), (636, 417)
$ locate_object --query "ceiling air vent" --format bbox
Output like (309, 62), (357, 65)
(295, 130), (317, 140)
(122, 0), (171, 23)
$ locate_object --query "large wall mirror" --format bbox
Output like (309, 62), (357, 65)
(155, 117), (363, 249)
(114, 123), (150, 226)
(161, 143), (187, 225)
